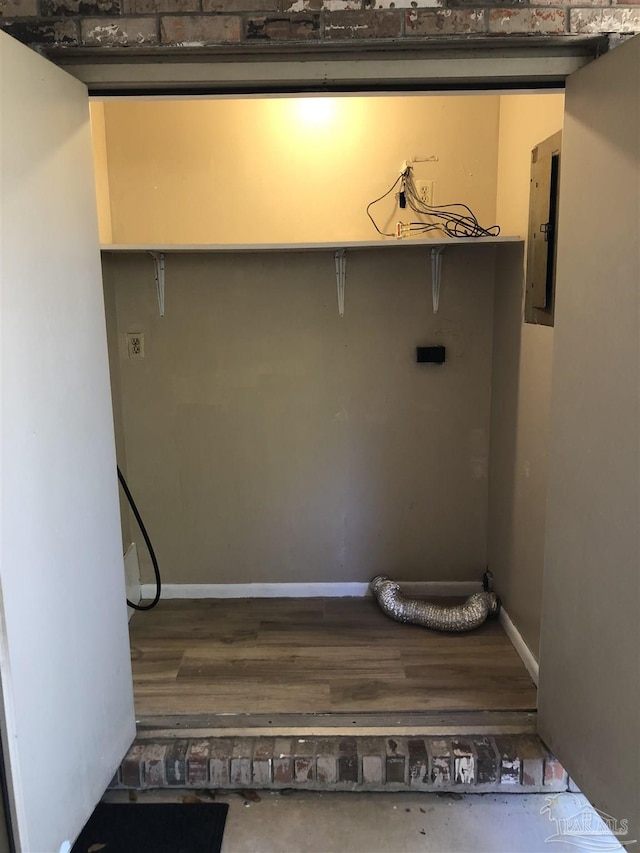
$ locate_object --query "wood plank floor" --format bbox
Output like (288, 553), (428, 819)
(129, 598), (537, 717)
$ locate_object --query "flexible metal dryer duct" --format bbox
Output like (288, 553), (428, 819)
(370, 575), (500, 632)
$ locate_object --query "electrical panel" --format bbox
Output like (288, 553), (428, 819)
(525, 131), (562, 327)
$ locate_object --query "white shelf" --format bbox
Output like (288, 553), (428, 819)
(100, 236), (522, 318)
(101, 236), (521, 253)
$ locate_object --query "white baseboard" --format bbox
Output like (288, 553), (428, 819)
(499, 606), (539, 686)
(140, 580), (483, 601)
(124, 542), (141, 618)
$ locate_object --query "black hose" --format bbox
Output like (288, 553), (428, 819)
(117, 466), (161, 611)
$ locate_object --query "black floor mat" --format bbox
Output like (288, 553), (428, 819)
(71, 802), (229, 853)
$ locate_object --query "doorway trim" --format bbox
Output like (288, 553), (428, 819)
(52, 36), (605, 95)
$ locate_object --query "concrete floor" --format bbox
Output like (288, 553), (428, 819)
(104, 789), (625, 852)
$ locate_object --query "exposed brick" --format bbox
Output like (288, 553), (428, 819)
(474, 737), (499, 785)
(41, 0), (120, 15)
(406, 8), (484, 33)
(273, 738), (293, 784)
(245, 12), (319, 38)
(294, 738), (316, 783)
(187, 740), (210, 786)
(324, 9), (403, 37)
(316, 755), (337, 784)
(293, 757), (314, 782)
(285, 0), (359, 9)
(209, 739), (233, 787)
(408, 739), (428, 787)
(273, 759), (292, 783)
(429, 738), (451, 786)
(81, 16), (157, 44)
(362, 754), (383, 784)
(451, 738), (475, 785)
(568, 776), (581, 793)
(338, 738), (358, 784)
(253, 738), (274, 786)
(518, 735), (545, 788)
(544, 755), (566, 787)
(369, 0), (440, 7)
(385, 738), (406, 785)
(446, 0), (521, 5)
(165, 740), (189, 786)
(121, 743), (145, 788)
(570, 7), (640, 31)
(0, 0), (37, 17)
(125, 0), (196, 12)
(230, 738), (253, 787)
(532, 0), (607, 6)
(1, 18), (77, 42)
(358, 738), (384, 784)
(495, 736), (521, 786)
(161, 14), (241, 44)
(143, 743), (167, 788)
(207, 0), (278, 10)
(488, 7), (566, 33)
(316, 739), (339, 785)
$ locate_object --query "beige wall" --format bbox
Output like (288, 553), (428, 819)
(102, 257), (131, 551)
(488, 93), (564, 660)
(538, 40), (639, 838)
(96, 92), (566, 620)
(106, 247), (497, 585)
(96, 95), (501, 245)
(89, 101), (113, 245)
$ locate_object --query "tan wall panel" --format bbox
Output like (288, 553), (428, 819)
(489, 93), (564, 660)
(538, 39), (639, 837)
(99, 95), (501, 245)
(89, 101), (113, 245)
(102, 255), (131, 551)
(107, 248), (496, 584)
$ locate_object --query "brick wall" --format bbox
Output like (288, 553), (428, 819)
(0, 0), (639, 51)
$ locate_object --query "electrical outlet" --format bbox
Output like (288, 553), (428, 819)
(126, 332), (144, 359)
(417, 180), (434, 206)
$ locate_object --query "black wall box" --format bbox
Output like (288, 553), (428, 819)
(416, 346), (446, 364)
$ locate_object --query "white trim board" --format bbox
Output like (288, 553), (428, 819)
(140, 581), (483, 600)
(101, 237), (521, 253)
(498, 607), (539, 686)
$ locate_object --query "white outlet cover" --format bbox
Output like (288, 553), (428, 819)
(126, 332), (145, 359)
(417, 180), (434, 205)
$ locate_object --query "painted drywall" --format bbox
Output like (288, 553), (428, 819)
(488, 93), (564, 660)
(96, 95), (501, 245)
(105, 246), (496, 585)
(0, 32), (135, 852)
(89, 101), (113, 245)
(538, 39), (639, 839)
(103, 257), (133, 554)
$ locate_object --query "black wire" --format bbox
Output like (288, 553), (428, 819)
(117, 466), (162, 611)
(366, 172), (405, 237)
(367, 167), (500, 239)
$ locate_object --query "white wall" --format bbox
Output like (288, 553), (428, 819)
(0, 33), (135, 852)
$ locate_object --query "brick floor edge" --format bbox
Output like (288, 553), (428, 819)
(111, 734), (569, 794)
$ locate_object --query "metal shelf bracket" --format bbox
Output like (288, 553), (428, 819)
(335, 249), (346, 317)
(431, 246), (445, 314)
(149, 251), (165, 317)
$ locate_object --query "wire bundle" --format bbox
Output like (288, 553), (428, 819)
(366, 166), (500, 239)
